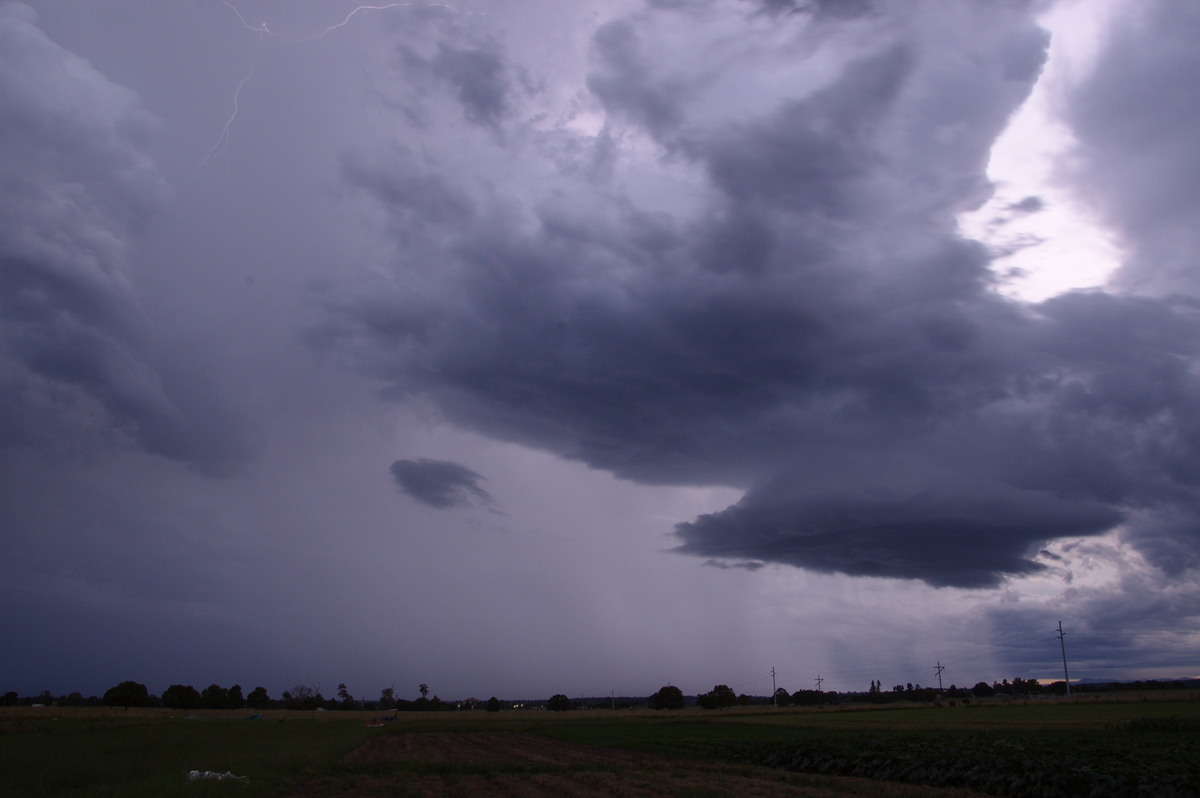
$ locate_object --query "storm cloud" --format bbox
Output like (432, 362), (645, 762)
(315, 0), (1200, 587)
(4, 0), (1199, 699)
(390, 458), (495, 510)
(0, 3), (249, 473)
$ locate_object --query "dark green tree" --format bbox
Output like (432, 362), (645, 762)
(103, 680), (151, 708)
(773, 687), (791, 707)
(648, 684), (684, 710)
(485, 696), (501, 712)
(246, 686), (272, 709)
(379, 686), (396, 710)
(545, 693), (572, 711)
(227, 684), (246, 709)
(162, 684), (202, 710)
(1011, 676), (1042, 695)
(336, 683), (360, 709)
(697, 684), (737, 710)
(200, 684), (229, 709)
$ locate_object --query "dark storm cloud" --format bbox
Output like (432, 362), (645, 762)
(1007, 196), (1043, 214)
(675, 482), (1124, 588)
(394, 26), (517, 132)
(737, 0), (876, 20)
(430, 42), (513, 129)
(0, 4), (249, 473)
(319, 0), (1200, 588)
(389, 458), (494, 509)
(587, 19), (687, 137)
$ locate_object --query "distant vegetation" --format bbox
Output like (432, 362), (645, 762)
(4, 676), (1197, 713)
(3, 693), (1198, 797)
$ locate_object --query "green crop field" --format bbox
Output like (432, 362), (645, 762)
(2, 694), (1198, 796)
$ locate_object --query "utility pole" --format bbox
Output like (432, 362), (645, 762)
(1057, 620), (1072, 698)
(935, 662), (945, 692)
(772, 667), (777, 708)
(814, 675), (824, 692)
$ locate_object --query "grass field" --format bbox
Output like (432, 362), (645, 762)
(2, 693), (1198, 796)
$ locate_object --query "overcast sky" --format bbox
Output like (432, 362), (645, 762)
(3, 0), (1198, 702)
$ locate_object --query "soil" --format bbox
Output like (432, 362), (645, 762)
(290, 731), (991, 797)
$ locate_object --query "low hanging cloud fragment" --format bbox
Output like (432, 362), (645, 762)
(389, 459), (495, 510)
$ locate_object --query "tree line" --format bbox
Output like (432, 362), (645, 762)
(1, 682), (470, 712)
(5, 676), (1195, 712)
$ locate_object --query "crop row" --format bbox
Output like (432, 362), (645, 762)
(711, 730), (1199, 797)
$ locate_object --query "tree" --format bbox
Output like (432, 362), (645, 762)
(103, 681), (151, 708)
(336, 683), (359, 709)
(227, 684), (246, 709)
(162, 684), (202, 710)
(486, 696), (501, 712)
(791, 689), (827, 706)
(648, 685), (684, 710)
(773, 687), (791, 707)
(379, 686), (396, 710)
(545, 693), (573, 712)
(971, 681), (995, 698)
(419, 683), (429, 700)
(282, 684), (321, 710)
(1011, 676), (1042, 695)
(246, 686), (272, 709)
(697, 684), (737, 710)
(200, 684), (229, 709)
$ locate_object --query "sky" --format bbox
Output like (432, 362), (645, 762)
(2, 0), (1199, 702)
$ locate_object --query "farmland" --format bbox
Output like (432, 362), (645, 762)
(2, 692), (1197, 796)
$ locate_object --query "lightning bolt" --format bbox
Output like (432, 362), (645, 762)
(295, 4), (470, 43)
(221, 0), (270, 34)
(203, 1), (475, 165)
(200, 64), (257, 168)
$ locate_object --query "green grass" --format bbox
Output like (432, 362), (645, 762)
(0, 714), (374, 797)
(3, 695), (1197, 797)
(535, 699), (1200, 796)
(534, 697), (1200, 748)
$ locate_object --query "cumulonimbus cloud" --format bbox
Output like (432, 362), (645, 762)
(315, 0), (1200, 588)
